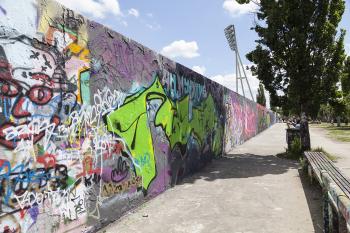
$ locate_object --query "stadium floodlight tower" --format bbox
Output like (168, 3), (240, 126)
(224, 24), (254, 101)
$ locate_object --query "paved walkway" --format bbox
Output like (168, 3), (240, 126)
(100, 123), (322, 233)
(310, 126), (350, 177)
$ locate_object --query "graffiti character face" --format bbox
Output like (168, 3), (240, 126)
(0, 37), (75, 149)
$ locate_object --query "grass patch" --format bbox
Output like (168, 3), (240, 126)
(311, 123), (350, 142)
(311, 147), (337, 161)
(328, 128), (350, 142)
(309, 123), (330, 128)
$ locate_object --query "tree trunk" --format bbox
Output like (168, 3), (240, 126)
(336, 116), (341, 127)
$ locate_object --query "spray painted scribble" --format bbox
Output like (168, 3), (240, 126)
(0, 0), (275, 232)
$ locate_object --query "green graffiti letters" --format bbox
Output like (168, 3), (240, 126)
(106, 77), (223, 190)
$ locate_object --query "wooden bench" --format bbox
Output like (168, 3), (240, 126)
(304, 151), (350, 233)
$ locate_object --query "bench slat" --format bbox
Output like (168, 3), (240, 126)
(306, 152), (345, 183)
(314, 153), (350, 197)
(305, 152), (350, 198)
(311, 152), (350, 190)
(305, 152), (323, 182)
(316, 152), (350, 181)
(304, 151), (350, 231)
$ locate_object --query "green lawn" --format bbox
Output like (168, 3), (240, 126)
(311, 123), (350, 142)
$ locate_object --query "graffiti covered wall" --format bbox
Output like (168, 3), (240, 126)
(0, 0), (275, 232)
(224, 92), (276, 152)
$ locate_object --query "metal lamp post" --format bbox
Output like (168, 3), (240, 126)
(224, 24), (254, 101)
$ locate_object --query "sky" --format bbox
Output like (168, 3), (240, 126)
(56, 0), (350, 106)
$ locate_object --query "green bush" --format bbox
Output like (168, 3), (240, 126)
(288, 137), (302, 158)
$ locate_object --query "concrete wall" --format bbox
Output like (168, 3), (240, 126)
(224, 91), (276, 152)
(0, 0), (276, 232)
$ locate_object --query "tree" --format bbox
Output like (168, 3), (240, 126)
(238, 0), (346, 117)
(318, 104), (334, 122)
(341, 56), (350, 95)
(341, 56), (350, 123)
(318, 56), (349, 124)
(329, 90), (346, 125)
(256, 83), (266, 106)
(344, 94), (350, 124)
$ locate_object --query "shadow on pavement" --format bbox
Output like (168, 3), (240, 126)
(180, 153), (299, 183)
(298, 169), (323, 233)
(177, 153), (323, 232)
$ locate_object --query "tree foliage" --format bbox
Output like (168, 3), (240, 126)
(318, 56), (350, 122)
(341, 56), (350, 121)
(239, 0), (346, 117)
(256, 83), (266, 106)
(342, 56), (350, 95)
(318, 104), (334, 121)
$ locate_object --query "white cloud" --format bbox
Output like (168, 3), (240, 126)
(223, 0), (258, 17)
(146, 23), (161, 31)
(210, 67), (270, 107)
(161, 40), (200, 59)
(128, 8), (139, 18)
(0, 0), (38, 36)
(147, 13), (154, 18)
(192, 66), (206, 75)
(56, 0), (122, 19)
(121, 21), (128, 27)
(210, 73), (236, 91)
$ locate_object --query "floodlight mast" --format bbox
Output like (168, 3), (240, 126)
(224, 25), (254, 101)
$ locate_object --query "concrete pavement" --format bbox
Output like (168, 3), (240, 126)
(100, 123), (322, 233)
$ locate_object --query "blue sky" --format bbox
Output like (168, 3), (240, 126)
(56, 0), (350, 103)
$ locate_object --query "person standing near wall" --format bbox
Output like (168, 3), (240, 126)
(300, 112), (311, 151)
